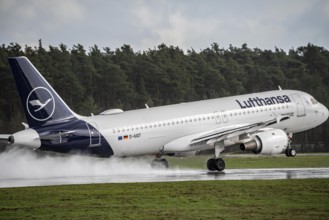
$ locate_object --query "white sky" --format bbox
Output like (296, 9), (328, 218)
(1, 0), (328, 52)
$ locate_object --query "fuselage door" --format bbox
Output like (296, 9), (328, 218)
(86, 122), (101, 147)
(222, 111), (228, 123)
(291, 94), (306, 117)
(214, 111), (221, 124)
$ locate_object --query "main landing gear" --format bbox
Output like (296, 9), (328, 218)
(207, 141), (226, 171)
(207, 158), (225, 171)
(151, 158), (169, 169)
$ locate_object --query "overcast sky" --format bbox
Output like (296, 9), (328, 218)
(1, 0), (328, 52)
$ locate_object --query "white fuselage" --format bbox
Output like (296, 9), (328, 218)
(82, 90), (328, 157)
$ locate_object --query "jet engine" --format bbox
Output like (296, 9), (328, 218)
(8, 128), (41, 149)
(240, 129), (288, 155)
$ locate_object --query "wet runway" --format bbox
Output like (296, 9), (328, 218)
(1, 148), (328, 188)
(1, 167), (329, 188)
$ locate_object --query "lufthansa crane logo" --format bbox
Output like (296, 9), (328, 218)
(26, 87), (55, 121)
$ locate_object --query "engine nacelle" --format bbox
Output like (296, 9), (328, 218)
(8, 128), (41, 149)
(240, 129), (288, 155)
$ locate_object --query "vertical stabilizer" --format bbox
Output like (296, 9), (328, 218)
(8, 57), (77, 127)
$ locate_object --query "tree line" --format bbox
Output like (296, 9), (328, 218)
(0, 40), (328, 149)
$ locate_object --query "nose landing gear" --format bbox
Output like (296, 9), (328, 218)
(285, 137), (297, 157)
(285, 148), (297, 157)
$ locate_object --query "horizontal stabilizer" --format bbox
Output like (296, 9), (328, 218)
(0, 134), (10, 143)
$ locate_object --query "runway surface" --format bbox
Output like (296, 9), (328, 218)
(1, 148), (328, 188)
(1, 167), (329, 188)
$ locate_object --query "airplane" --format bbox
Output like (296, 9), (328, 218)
(1, 56), (328, 171)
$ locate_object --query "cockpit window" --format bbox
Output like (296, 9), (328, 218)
(310, 97), (318, 105)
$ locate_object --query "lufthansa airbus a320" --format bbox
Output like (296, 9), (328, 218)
(1, 57), (328, 171)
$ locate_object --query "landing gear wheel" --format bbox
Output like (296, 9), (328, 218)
(289, 149), (296, 157)
(160, 158), (169, 168)
(285, 148), (297, 157)
(207, 158), (216, 171)
(207, 158), (225, 171)
(151, 158), (169, 169)
(214, 158), (225, 171)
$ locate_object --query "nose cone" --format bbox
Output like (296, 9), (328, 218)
(320, 104), (329, 123)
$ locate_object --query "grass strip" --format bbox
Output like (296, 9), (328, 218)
(0, 179), (329, 219)
(166, 155), (329, 169)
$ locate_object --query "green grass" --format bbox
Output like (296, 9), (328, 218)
(166, 154), (329, 169)
(0, 179), (329, 219)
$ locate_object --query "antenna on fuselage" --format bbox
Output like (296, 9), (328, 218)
(278, 85), (282, 90)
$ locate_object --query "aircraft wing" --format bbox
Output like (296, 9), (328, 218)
(163, 116), (289, 152)
(192, 117), (289, 145)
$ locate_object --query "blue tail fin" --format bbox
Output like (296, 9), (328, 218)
(8, 56), (77, 128)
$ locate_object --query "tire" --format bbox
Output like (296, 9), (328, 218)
(160, 158), (169, 168)
(289, 149), (297, 157)
(285, 148), (291, 157)
(214, 158), (225, 171)
(151, 158), (169, 169)
(207, 158), (216, 171)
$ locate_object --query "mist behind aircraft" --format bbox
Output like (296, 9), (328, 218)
(0, 147), (164, 180)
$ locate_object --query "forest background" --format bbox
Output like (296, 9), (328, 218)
(0, 41), (328, 151)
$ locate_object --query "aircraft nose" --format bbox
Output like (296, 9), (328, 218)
(321, 104), (329, 122)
